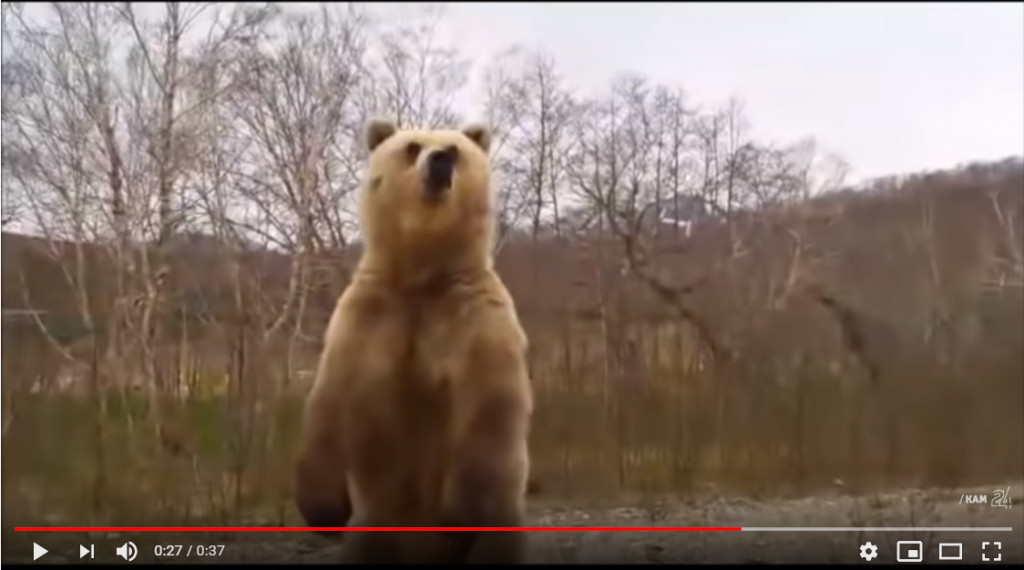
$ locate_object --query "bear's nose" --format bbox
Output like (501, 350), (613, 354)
(424, 147), (457, 194)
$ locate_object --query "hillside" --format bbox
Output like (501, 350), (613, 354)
(4, 157), (1022, 367)
(2, 158), (1022, 526)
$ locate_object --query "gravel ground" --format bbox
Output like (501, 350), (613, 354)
(8, 483), (1021, 565)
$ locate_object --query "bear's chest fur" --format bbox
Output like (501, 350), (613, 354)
(334, 276), (510, 421)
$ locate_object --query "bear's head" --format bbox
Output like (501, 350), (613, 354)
(358, 119), (495, 285)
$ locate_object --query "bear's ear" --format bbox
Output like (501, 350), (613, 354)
(366, 119), (398, 152)
(461, 123), (492, 153)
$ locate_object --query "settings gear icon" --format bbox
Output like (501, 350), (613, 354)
(859, 541), (879, 561)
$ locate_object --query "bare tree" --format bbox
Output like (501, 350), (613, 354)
(3, 3), (130, 352)
(562, 76), (827, 361)
(482, 46), (577, 249)
(2, 1), (274, 400)
(360, 3), (469, 129)
(1, 2), (24, 227)
(223, 3), (368, 355)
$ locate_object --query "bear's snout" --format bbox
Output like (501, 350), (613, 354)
(423, 147), (458, 197)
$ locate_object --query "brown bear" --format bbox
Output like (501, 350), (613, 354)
(293, 119), (533, 564)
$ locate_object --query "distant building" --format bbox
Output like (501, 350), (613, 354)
(641, 194), (713, 238)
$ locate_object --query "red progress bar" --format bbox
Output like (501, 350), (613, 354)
(16, 526), (742, 532)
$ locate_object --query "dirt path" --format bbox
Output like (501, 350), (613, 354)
(7, 483), (1021, 565)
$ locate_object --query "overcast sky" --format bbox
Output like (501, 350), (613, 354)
(5, 2), (1023, 185)
(426, 2), (1024, 183)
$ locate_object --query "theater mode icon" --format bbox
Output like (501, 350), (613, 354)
(938, 543), (962, 561)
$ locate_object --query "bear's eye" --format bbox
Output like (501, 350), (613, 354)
(444, 144), (460, 160)
(404, 141), (422, 161)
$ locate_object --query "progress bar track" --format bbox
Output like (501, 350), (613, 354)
(13, 526), (1016, 532)
(741, 527), (1014, 532)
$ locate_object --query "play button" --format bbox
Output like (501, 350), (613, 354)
(33, 543), (48, 561)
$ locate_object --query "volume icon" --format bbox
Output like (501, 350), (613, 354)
(115, 541), (137, 562)
(80, 544), (95, 559)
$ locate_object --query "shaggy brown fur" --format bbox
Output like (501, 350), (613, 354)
(294, 119), (533, 564)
